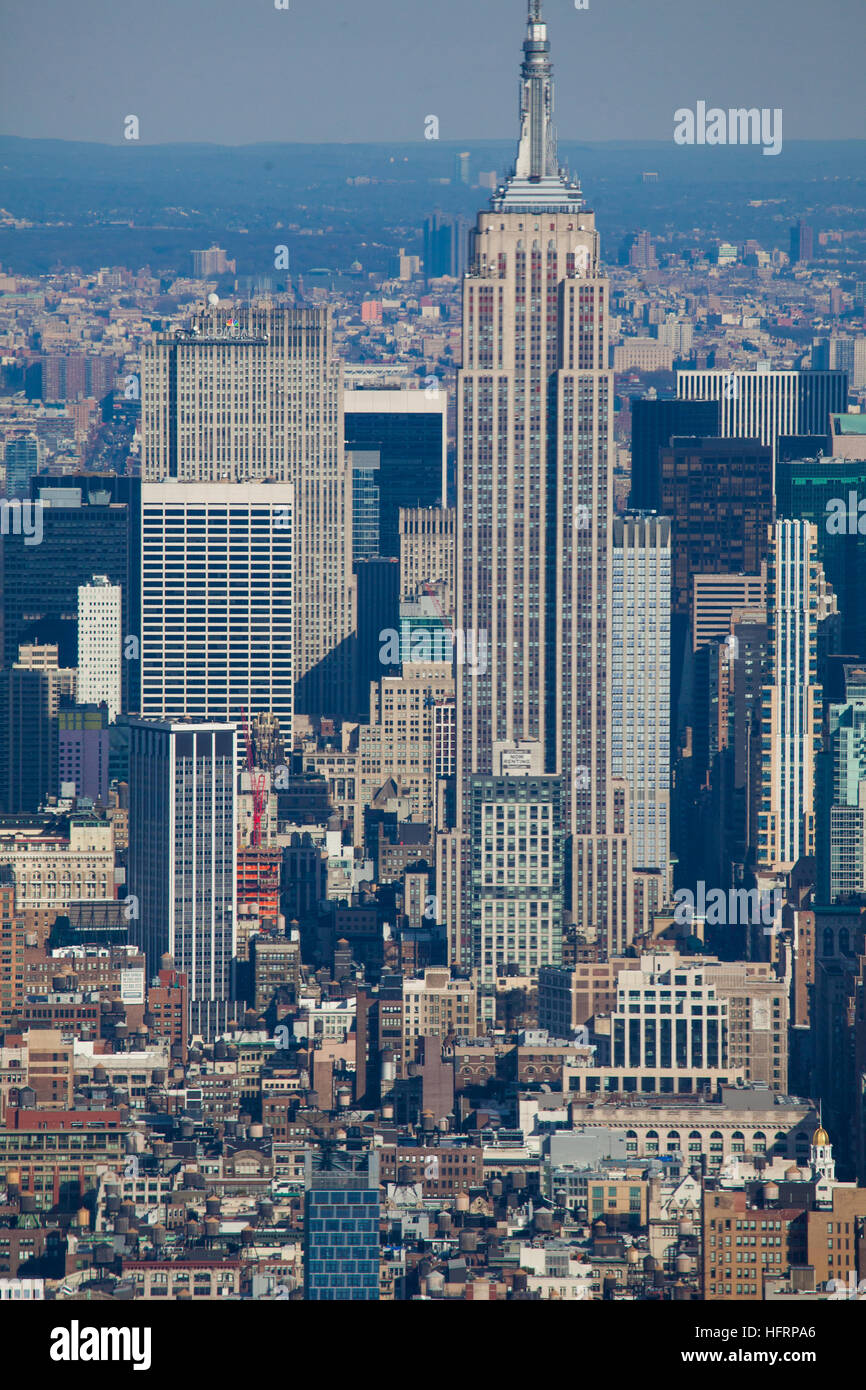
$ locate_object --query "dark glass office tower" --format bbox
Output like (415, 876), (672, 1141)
(629, 398), (720, 511)
(4, 433), (39, 499)
(777, 455), (866, 659)
(344, 394), (446, 557)
(0, 667), (56, 813)
(423, 212), (470, 281)
(3, 483), (131, 695)
(354, 557), (400, 721)
(303, 1150), (380, 1301)
(28, 472), (141, 710)
(660, 437), (774, 619)
(778, 434), (831, 462)
(798, 371), (848, 436)
(349, 450), (380, 561)
(660, 435), (774, 819)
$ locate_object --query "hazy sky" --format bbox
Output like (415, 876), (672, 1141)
(1, 0), (864, 146)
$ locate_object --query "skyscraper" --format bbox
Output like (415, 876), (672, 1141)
(790, 220), (814, 265)
(399, 506), (455, 617)
(469, 750), (564, 1011)
(660, 437), (774, 619)
(142, 305), (354, 717)
(758, 521), (823, 871)
(456, 3), (637, 962)
(348, 450), (380, 562)
(128, 718), (237, 1039)
(344, 387), (447, 553)
(0, 666), (55, 814)
(140, 483), (293, 739)
(777, 455), (866, 660)
(816, 665), (866, 904)
(625, 230), (658, 270)
(676, 367), (847, 465)
(629, 396), (720, 511)
(58, 703), (110, 804)
(29, 473), (142, 713)
(77, 576), (122, 723)
(2, 485), (129, 676)
(4, 433), (39, 499)
(423, 213), (470, 282)
(303, 1149), (380, 1301)
(611, 515), (671, 894)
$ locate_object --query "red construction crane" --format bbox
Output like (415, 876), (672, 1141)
(240, 707), (268, 849)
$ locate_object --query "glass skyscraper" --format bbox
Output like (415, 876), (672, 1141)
(303, 1150), (380, 1301)
(344, 388), (447, 557)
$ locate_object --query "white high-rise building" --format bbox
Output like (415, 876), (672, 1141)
(611, 515), (671, 896)
(759, 520), (823, 871)
(128, 718), (237, 1039)
(77, 575), (122, 722)
(676, 366), (847, 463)
(140, 483), (293, 739)
(142, 305), (354, 717)
(611, 957), (730, 1078)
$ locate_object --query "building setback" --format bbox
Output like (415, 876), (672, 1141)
(142, 306), (354, 718)
(456, 1), (631, 955)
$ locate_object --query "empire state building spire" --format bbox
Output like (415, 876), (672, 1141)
(516, 0), (557, 180)
(494, 0), (583, 212)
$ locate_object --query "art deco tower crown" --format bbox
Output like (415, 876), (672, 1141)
(493, 0), (583, 213)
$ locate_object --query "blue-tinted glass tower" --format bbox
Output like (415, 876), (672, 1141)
(303, 1150), (380, 1301)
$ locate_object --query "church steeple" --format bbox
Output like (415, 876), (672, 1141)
(811, 1109), (835, 1184)
(493, 1), (583, 213)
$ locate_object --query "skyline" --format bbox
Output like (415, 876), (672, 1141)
(2, 0), (866, 1336)
(1, 0), (864, 146)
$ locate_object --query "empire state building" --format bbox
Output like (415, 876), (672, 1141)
(453, 1), (633, 973)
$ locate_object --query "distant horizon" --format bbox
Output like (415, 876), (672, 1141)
(1, 0), (864, 145)
(3, 133), (866, 151)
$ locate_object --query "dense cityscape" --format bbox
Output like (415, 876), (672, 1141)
(1, 0), (866, 1356)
